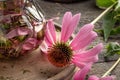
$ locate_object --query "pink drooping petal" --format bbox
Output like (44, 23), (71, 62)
(22, 38), (38, 50)
(6, 28), (30, 39)
(72, 61), (87, 68)
(73, 62), (93, 80)
(73, 56), (98, 63)
(61, 12), (72, 42)
(44, 37), (52, 47)
(71, 31), (97, 50)
(88, 75), (99, 80)
(72, 43), (103, 68)
(73, 43), (103, 58)
(88, 75), (116, 80)
(45, 20), (56, 45)
(70, 23), (94, 47)
(47, 20), (56, 42)
(61, 13), (81, 42)
(22, 42), (34, 50)
(72, 56), (97, 69)
(40, 41), (49, 54)
(100, 76), (116, 80)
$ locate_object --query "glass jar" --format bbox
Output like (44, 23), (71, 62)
(0, 0), (45, 58)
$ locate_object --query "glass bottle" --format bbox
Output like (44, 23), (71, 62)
(0, 0), (45, 58)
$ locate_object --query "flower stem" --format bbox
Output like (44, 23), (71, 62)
(91, 3), (116, 25)
(102, 57), (120, 77)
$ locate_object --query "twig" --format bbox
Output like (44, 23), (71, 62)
(91, 3), (116, 25)
(102, 57), (120, 77)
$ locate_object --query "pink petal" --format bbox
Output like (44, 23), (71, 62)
(73, 43), (103, 58)
(17, 28), (30, 35)
(61, 13), (81, 42)
(70, 23), (94, 47)
(88, 75), (99, 80)
(5, 29), (18, 38)
(72, 61), (87, 68)
(6, 28), (30, 39)
(61, 12), (72, 42)
(72, 56), (97, 68)
(73, 62), (93, 80)
(88, 75), (116, 80)
(45, 20), (56, 45)
(71, 31), (97, 50)
(100, 76), (116, 80)
(22, 38), (38, 50)
(44, 37), (52, 47)
(40, 41), (48, 54)
(73, 56), (98, 63)
(47, 20), (56, 42)
(72, 43), (103, 68)
(22, 42), (34, 50)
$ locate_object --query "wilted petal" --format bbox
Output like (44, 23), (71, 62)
(22, 38), (38, 50)
(73, 62), (93, 80)
(5, 29), (18, 38)
(6, 28), (30, 39)
(17, 28), (30, 35)
(22, 42), (34, 50)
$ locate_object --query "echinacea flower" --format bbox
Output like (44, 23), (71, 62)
(73, 62), (115, 80)
(40, 12), (103, 68)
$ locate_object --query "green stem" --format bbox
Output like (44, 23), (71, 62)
(102, 57), (120, 77)
(91, 3), (116, 25)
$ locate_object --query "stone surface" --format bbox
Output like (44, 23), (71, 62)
(37, 0), (120, 80)
(0, 49), (74, 80)
(0, 0), (120, 80)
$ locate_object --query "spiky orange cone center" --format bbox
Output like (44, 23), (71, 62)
(47, 42), (73, 67)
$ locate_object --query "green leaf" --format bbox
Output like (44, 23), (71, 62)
(110, 26), (120, 35)
(96, 0), (117, 9)
(102, 11), (117, 41)
(96, 26), (120, 36)
(114, 11), (120, 21)
(105, 42), (120, 57)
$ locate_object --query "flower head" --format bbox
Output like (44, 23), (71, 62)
(40, 12), (103, 67)
(73, 62), (116, 80)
